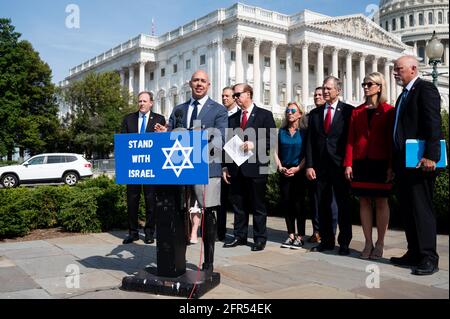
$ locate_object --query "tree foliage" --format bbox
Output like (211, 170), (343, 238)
(0, 18), (59, 159)
(60, 72), (134, 159)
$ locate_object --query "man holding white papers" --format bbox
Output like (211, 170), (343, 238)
(390, 55), (442, 275)
(222, 83), (276, 252)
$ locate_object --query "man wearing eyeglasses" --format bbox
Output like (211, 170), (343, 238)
(305, 76), (353, 255)
(222, 83), (276, 252)
(390, 55), (442, 275)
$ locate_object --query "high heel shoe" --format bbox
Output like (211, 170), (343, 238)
(370, 243), (384, 260)
(360, 244), (374, 259)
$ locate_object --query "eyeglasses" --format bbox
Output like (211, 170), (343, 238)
(361, 82), (381, 88)
(232, 92), (246, 98)
(286, 109), (297, 114)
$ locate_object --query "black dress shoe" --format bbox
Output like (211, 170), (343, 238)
(123, 234), (139, 244)
(251, 242), (266, 251)
(310, 244), (334, 252)
(223, 238), (247, 248)
(390, 253), (420, 267)
(144, 235), (155, 244)
(413, 259), (439, 276)
(338, 245), (350, 256)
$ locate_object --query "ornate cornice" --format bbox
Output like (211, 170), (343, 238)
(307, 15), (406, 50)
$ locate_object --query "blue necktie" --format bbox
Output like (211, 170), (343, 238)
(140, 114), (147, 134)
(190, 100), (199, 129)
(393, 88), (408, 148)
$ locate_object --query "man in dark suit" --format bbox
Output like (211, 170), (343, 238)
(217, 87), (240, 241)
(390, 55), (442, 275)
(305, 76), (353, 255)
(223, 83), (276, 252)
(156, 70), (228, 273)
(121, 91), (166, 244)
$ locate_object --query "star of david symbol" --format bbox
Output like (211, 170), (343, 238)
(162, 139), (194, 177)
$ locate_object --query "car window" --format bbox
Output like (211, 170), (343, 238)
(47, 156), (65, 164)
(27, 156), (45, 165)
(65, 156), (77, 163)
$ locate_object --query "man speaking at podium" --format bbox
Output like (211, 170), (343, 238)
(155, 70), (228, 273)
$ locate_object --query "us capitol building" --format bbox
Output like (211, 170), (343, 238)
(61, 1), (449, 117)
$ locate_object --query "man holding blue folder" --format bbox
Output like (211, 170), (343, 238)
(391, 55), (442, 275)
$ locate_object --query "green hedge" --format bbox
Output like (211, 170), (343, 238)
(0, 175), (128, 238)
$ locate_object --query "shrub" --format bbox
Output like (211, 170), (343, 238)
(0, 209), (33, 238)
(76, 175), (128, 230)
(59, 187), (102, 233)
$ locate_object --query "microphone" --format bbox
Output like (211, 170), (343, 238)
(174, 109), (184, 129)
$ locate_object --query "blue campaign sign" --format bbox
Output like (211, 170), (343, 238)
(114, 130), (209, 185)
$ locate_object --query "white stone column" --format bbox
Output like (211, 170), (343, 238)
(270, 42), (278, 108)
(316, 44), (324, 87)
(384, 59), (391, 103)
(139, 61), (146, 93)
(345, 50), (353, 102)
(235, 35), (244, 83)
(208, 42), (214, 98)
(359, 53), (366, 102)
(216, 37), (224, 100)
(445, 41), (449, 66)
(253, 38), (261, 104)
(128, 65), (135, 94)
(286, 45), (293, 103)
(355, 73), (361, 102)
(413, 41), (418, 57)
(372, 56), (378, 73)
(391, 68), (397, 103)
(425, 40), (429, 64)
(332, 47), (339, 77)
(119, 69), (125, 88)
(301, 41), (310, 105)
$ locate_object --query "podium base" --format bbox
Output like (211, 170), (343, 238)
(121, 266), (220, 299)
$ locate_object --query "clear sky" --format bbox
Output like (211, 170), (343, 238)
(0, 0), (379, 83)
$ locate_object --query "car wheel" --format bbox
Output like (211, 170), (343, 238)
(63, 172), (79, 186)
(1, 174), (19, 188)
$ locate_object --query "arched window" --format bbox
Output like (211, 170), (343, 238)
(385, 20), (389, 30)
(419, 13), (424, 25)
(392, 18), (396, 31)
(400, 16), (405, 29)
(438, 12), (443, 24)
(409, 14), (414, 27)
(428, 12), (433, 24)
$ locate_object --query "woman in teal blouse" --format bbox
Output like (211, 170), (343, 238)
(274, 101), (307, 249)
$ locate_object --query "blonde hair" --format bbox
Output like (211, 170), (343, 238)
(364, 72), (387, 104)
(281, 101), (304, 129)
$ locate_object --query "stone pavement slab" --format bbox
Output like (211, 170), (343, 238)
(0, 288), (53, 299)
(0, 266), (40, 292)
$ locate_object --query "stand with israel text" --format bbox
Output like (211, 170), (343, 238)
(114, 131), (220, 298)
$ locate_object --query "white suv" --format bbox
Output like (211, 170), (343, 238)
(0, 153), (93, 188)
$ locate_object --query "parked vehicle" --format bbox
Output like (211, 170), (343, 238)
(0, 153), (93, 188)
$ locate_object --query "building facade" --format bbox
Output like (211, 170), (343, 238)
(377, 0), (449, 109)
(62, 3), (416, 118)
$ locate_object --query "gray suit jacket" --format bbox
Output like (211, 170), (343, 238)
(168, 97), (228, 178)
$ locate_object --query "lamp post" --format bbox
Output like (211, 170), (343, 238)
(425, 31), (445, 87)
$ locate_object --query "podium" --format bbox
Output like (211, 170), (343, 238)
(115, 131), (220, 298)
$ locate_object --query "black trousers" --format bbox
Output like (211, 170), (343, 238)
(217, 179), (230, 240)
(230, 171), (268, 244)
(315, 160), (352, 247)
(308, 180), (338, 234)
(202, 207), (218, 267)
(279, 172), (306, 236)
(126, 185), (156, 237)
(397, 170), (438, 263)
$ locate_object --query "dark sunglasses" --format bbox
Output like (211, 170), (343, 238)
(286, 109), (297, 114)
(361, 82), (380, 88)
(232, 92), (246, 98)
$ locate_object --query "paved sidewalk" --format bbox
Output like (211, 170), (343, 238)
(0, 214), (448, 299)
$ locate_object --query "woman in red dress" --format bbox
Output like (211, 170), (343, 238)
(344, 72), (395, 260)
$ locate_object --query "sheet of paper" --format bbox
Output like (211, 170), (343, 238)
(223, 135), (254, 167)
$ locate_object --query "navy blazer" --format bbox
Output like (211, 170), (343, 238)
(168, 97), (228, 178)
(225, 105), (276, 178)
(393, 78), (442, 170)
(305, 100), (353, 172)
(121, 111), (166, 134)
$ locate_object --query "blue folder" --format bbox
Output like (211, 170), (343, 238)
(405, 139), (448, 168)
